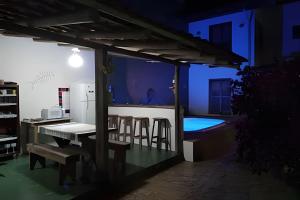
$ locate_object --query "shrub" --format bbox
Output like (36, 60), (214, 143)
(232, 56), (300, 181)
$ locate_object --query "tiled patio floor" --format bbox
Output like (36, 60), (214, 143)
(78, 152), (300, 200)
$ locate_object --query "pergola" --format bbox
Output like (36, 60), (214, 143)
(0, 0), (246, 181)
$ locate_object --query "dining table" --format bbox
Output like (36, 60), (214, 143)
(39, 122), (117, 148)
(39, 122), (119, 182)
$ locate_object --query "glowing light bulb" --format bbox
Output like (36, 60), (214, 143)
(68, 48), (83, 68)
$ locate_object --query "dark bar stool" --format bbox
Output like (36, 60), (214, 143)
(118, 116), (133, 142)
(108, 115), (119, 140)
(133, 117), (150, 149)
(151, 118), (171, 151)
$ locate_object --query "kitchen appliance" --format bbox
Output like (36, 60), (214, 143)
(70, 83), (95, 124)
(41, 106), (63, 120)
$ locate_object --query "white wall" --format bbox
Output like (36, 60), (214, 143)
(282, 1), (300, 57)
(188, 11), (255, 115)
(0, 35), (95, 120)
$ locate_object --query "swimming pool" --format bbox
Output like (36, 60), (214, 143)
(184, 117), (225, 132)
(183, 117), (234, 161)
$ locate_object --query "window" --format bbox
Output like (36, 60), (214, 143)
(293, 25), (300, 39)
(209, 22), (232, 50)
(209, 79), (232, 115)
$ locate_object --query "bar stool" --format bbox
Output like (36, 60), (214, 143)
(133, 117), (150, 149)
(108, 115), (119, 140)
(118, 116), (133, 143)
(151, 118), (171, 151)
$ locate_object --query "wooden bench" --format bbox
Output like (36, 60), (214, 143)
(86, 136), (130, 172)
(27, 143), (80, 185)
(108, 139), (131, 172)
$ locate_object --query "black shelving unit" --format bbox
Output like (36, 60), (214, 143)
(0, 83), (19, 158)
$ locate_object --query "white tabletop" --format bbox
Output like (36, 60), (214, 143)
(40, 122), (117, 142)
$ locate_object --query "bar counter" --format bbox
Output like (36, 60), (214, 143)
(108, 105), (176, 151)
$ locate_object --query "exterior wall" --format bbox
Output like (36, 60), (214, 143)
(282, 1), (300, 57)
(188, 11), (255, 115)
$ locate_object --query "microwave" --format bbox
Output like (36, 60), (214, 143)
(41, 107), (63, 120)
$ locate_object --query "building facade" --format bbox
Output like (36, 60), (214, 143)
(188, 11), (255, 115)
(188, 1), (300, 115)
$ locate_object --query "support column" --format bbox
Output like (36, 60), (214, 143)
(95, 48), (109, 180)
(174, 65), (183, 154)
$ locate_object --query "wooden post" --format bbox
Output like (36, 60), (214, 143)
(174, 65), (183, 154)
(95, 48), (109, 180)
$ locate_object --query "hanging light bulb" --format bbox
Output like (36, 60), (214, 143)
(68, 48), (83, 68)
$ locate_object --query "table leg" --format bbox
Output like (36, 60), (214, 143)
(53, 137), (71, 148)
(158, 122), (162, 150)
(33, 126), (39, 144)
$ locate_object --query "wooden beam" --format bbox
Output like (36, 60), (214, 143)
(161, 54), (217, 63)
(73, 0), (246, 64)
(140, 49), (215, 62)
(174, 65), (182, 155)
(97, 39), (180, 49)
(57, 43), (92, 50)
(32, 38), (60, 43)
(95, 48), (109, 180)
(82, 31), (149, 40)
(1, 31), (32, 38)
(183, 59), (239, 69)
(21, 10), (95, 27)
(0, 22), (180, 65)
(140, 49), (202, 56)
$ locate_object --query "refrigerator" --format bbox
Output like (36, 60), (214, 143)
(70, 83), (96, 124)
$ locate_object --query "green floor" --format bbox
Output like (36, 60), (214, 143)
(0, 145), (176, 200)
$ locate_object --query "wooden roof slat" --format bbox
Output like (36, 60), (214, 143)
(10, 4), (44, 17)
(96, 39), (180, 50)
(27, 0), (58, 14)
(21, 10), (95, 27)
(74, 0), (246, 63)
(0, 21), (181, 66)
(0, 1), (246, 67)
(82, 31), (150, 40)
(32, 38), (60, 43)
(139, 49), (208, 57)
(57, 43), (92, 50)
(1, 31), (32, 38)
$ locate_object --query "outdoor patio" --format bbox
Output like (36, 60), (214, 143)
(76, 150), (300, 200)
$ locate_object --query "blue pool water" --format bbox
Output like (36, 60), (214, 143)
(184, 118), (225, 132)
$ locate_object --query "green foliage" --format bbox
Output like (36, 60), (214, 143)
(232, 56), (300, 180)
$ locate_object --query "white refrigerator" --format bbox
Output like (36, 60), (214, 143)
(70, 83), (96, 125)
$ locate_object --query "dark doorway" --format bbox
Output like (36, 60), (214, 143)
(209, 79), (232, 115)
(209, 22), (232, 51)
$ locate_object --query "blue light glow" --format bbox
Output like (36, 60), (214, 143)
(184, 118), (225, 132)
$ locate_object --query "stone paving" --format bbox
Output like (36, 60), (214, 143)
(115, 155), (300, 200)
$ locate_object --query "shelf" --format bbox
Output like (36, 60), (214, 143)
(0, 85), (18, 89)
(0, 103), (17, 106)
(0, 136), (18, 142)
(0, 114), (18, 119)
(0, 152), (17, 158)
(0, 94), (16, 97)
(0, 117), (17, 119)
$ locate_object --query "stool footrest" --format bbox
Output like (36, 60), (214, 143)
(133, 135), (148, 139)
